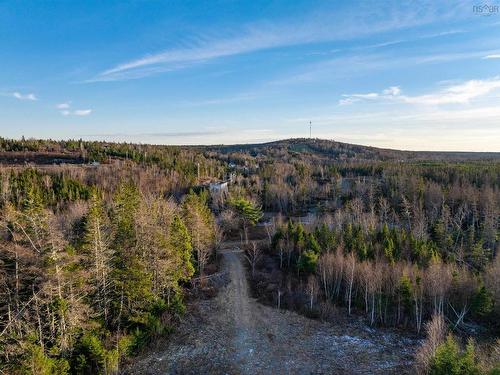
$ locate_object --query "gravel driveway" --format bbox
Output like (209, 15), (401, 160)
(126, 246), (418, 374)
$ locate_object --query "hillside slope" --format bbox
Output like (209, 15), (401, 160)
(207, 138), (500, 162)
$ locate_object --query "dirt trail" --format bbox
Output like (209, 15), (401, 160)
(126, 246), (417, 374)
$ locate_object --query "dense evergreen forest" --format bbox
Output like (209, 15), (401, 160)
(0, 137), (499, 374)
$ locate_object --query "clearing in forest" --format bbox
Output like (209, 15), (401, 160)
(126, 244), (418, 374)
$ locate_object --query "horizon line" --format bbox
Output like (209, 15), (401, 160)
(2, 135), (500, 154)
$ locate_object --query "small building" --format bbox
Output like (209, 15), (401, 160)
(209, 181), (229, 196)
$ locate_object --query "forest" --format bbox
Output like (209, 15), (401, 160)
(0, 137), (499, 374)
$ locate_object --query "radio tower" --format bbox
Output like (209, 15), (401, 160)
(309, 121), (312, 138)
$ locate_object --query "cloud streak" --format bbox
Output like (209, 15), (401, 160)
(340, 77), (500, 106)
(269, 46), (500, 87)
(81, 130), (223, 138)
(89, 1), (472, 82)
(88, 27), (319, 82)
(12, 92), (37, 101)
(287, 104), (500, 151)
(61, 109), (92, 116)
(57, 101), (92, 116)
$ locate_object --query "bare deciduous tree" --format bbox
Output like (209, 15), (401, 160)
(244, 241), (262, 278)
(306, 275), (319, 310)
(415, 314), (447, 374)
(344, 252), (356, 315)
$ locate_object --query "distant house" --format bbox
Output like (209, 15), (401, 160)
(208, 181), (229, 210)
(209, 181), (229, 196)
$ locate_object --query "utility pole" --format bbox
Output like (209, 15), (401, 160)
(309, 121), (312, 138)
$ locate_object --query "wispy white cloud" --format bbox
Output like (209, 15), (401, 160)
(88, 26), (326, 82)
(288, 76), (500, 150)
(78, 127), (278, 145)
(89, 1), (472, 82)
(404, 78), (500, 105)
(11, 92), (37, 101)
(57, 101), (91, 116)
(74, 109), (92, 116)
(61, 109), (92, 116)
(339, 92), (380, 105)
(483, 54), (500, 59)
(290, 105), (500, 126)
(287, 104), (500, 151)
(383, 86), (401, 96)
(270, 47), (500, 86)
(340, 77), (500, 106)
(181, 92), (260, 106)
(56, 102), (71, 109)
(350, 29), (465, 51)
(81, 130), (223, 138)
(339, 86), (401, 105)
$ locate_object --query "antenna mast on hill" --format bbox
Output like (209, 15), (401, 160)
(309, 121), (312, 138)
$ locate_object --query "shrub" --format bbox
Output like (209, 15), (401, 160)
(23, 344), (69, 375)
(429, 335), (480, 375)
(471, 285), (494, 318)
(73, 333), (119, 375)
(297, 250), (318, 274)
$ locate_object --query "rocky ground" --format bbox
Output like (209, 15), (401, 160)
(125, 244), (419, 375)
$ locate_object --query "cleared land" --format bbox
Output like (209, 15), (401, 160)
(126, 244), (418, 375)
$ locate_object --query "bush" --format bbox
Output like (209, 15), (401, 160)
(73, 333), (119, 375)
(415, 314), (447, 374)
(297, 250), (318, 274)
(471, 285), (494, 318)
(127, 300), (174, 354)
(430, 335), (480, 375)
(23, 344), (69, 375)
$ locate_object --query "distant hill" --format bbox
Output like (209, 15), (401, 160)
(206, 138), (500, 162)
(1, 137), (499, 165)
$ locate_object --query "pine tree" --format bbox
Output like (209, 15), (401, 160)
(429, 335), (480, 375)
(229, 197), (263, 243)
(471, 284), (493, 318)
(182, 191), (215, 275)
(111, 183), (153, 327)
(84, 188), (113, 324)
(169, 216), (195, 286)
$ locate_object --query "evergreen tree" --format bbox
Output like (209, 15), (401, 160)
(182, 190), (215, 274)
(111, 183), (153, 328)
(229, 197), (263, 243)
(429, 335), (480, 375)
(169, 216), (195, 287)
(297, 250), (319, 274)
(84, 188), (113, 324)
(471, 284), (494, 318)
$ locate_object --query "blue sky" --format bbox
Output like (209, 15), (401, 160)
(1, 0), (500, 151)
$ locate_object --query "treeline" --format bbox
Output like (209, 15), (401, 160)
(267, 220), (497, 332)
(249, 158), (500, 215)
(1, 168), (91, 208)
(0, 160), (218, 206)
(210, 138), (499, 335)
(0, 176), (216, 373)
(209, 138), (500, 162)
(1, 137), (499, 372)
(227, 150), (499, 273)
(0, 137), (227, 184)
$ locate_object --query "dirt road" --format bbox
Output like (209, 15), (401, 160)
(126, 246), (417, 374)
